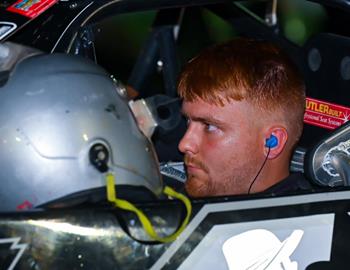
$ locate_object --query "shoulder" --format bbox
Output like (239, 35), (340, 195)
(264, 173), (313, 195)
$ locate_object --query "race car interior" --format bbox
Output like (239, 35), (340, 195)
(67, 0), (350, 193)
(2, 1), (350, 269)
(4, 0), (350, 197)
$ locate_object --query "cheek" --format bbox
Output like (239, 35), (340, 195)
(202, 131), (259, 174)
(201, 134), (237, 164)
(193, 142), (230, 187)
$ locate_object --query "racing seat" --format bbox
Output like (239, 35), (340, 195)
(304, 115), (350, 188)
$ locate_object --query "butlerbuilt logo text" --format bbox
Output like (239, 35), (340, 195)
(304, 97), (350, 129)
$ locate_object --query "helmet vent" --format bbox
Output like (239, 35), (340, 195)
(89, 143), (109, 173)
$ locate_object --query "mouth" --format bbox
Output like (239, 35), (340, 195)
(185, 163), (204, 174)
(184, 155), (208, 175)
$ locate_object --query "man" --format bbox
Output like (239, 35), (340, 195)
(177, 38), (309, 197)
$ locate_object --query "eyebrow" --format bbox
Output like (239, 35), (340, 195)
(181, 109), (224, 126)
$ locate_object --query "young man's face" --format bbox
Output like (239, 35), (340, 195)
(179, 98), (265, 197)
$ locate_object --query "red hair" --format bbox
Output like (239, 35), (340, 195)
(178, 38), (305, 144)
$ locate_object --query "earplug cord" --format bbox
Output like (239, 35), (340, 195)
(248, 147), (271, 194)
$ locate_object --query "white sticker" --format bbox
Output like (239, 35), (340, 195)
(178, 214), (334, 270)
(0, 22), (17, 40)
(0, 237), (27, 270)
(223, 229), (303, 270)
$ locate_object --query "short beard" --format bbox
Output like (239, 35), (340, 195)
(184, 155), (212, 197)
(184, 154), (261, 197)
(185, 174), (214, 198)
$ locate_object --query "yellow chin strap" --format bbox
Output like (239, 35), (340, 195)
(106, 172), (192, 243)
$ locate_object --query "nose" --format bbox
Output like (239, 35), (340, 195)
(178, 123), (199, 154)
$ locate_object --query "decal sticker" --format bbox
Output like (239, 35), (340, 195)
(222, 229), (303, 270)
(176, 215), (333, 270)
(0, 237), (27, 270)
(16, 200), (33, 210)
(7, 0), (58, 19)
(160, 161), (187, 182)
(151, 193), (342, 270)
(304, 97), (350, 130)
(0, 22), (17, 41)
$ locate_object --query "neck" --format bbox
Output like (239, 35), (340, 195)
(249, 159), (290, 194)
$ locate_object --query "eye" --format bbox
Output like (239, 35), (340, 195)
(205, 123), (218, 132)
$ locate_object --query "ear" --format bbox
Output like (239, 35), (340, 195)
(264, 127), (288, 159)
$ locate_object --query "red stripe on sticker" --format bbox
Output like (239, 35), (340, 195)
(304, 97), (350, 130)
(16, 200), (33, 210)
(7, 0), (58, 19)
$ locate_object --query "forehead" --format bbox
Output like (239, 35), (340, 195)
(182, 98), (255, 122)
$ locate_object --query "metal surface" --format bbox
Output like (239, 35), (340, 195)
(0, 190), (350, 269)
(265, 0), (277, 26)
(2, 0), (237, 53)
(0, 205), (181, 269)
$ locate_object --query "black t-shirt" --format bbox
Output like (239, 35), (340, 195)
(263, 172), (313, 195)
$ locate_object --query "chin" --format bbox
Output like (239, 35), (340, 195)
(185, 176), (210, 198)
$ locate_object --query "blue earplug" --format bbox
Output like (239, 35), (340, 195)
(265, 134), (278, 148)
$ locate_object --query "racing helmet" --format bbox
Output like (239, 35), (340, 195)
(0, 50), (163, 212)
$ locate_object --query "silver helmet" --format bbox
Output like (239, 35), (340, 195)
(0, 49), (163, 212)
